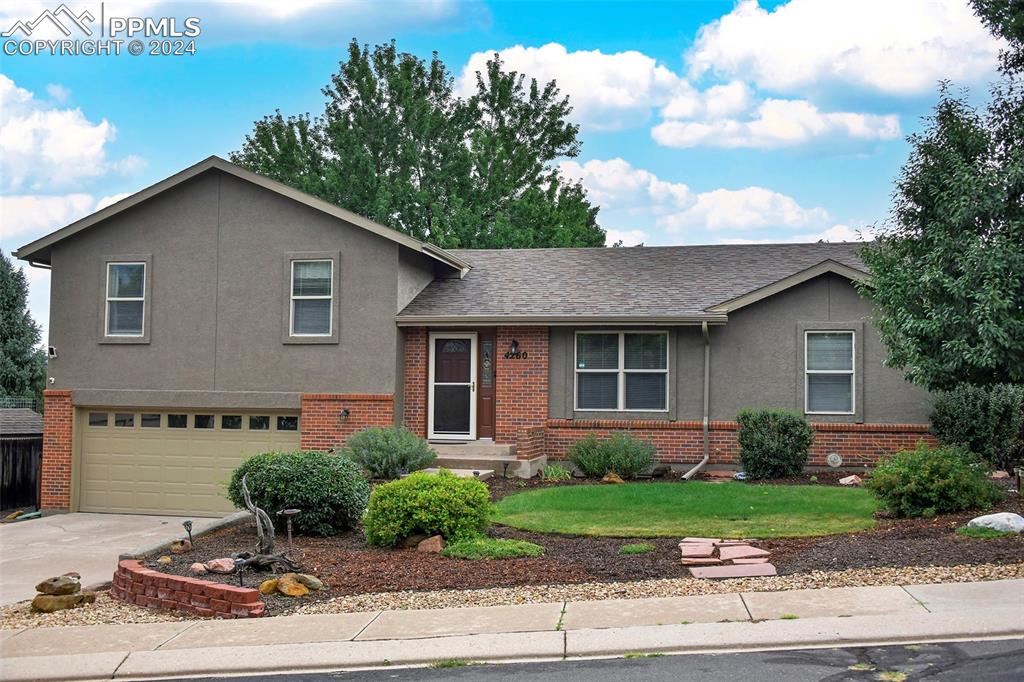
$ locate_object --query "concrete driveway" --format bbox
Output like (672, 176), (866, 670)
(0, 513), (218, 605)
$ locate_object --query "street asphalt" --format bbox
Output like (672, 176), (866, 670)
(160, 639), (1024, 681)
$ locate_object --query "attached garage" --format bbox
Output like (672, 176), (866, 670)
(77, 409), (300, 516)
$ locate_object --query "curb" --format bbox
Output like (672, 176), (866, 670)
(118, 511), (251, 560)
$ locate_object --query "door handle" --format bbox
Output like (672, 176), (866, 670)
(471, 381), (475, 392)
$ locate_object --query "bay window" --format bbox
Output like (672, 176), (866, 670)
(575, 331), (668, 411)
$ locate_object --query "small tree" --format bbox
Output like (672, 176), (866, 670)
(0, 251), (46, 409)
(858, 2), (1024, 390)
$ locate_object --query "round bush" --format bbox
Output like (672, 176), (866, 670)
(227, 451), (370, 536)
(866, 442), (1003, 518)
(931, 383), (1024, 471)
(341, 426), (436, 479)
(736, 409), (815, 479)
(567, 432), (656, 479)
(362, 469), (491, 547)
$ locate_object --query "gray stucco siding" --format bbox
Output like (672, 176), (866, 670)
(547, 274), (931, 424)
(47, 169), (410, 406)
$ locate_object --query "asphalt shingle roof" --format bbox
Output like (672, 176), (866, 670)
(398, 242), (867, 321)
(0, 408), (43, 436)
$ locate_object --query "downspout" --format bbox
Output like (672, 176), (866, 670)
(682, 321), (711, 480)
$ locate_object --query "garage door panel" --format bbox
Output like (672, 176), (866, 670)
(79, 409), (301, 516)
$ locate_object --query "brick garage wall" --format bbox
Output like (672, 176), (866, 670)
(496, 327), (549, 454)
(546, 419), (935, 468)
(402, 327), (428, 437)
(300, 393), (395, 451)
(111, 560), (264, 618)
(41, 389), (73, 510)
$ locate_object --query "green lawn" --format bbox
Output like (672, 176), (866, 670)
(493, 481), (878, 538)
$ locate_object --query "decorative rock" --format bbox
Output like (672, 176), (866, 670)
(61, 571), (81, 579)
(31, 591), (96, 613)
(839, 474), (863, 486)
(681, 558), (722, 566)
(991, 470), (1010, 479)
(689, 564), (777, 579)
(732, 557), (771, 564)
(678, 543), (715, 558)
(967, 512), (1024, 534)
(83, 580), (112, 592)
(35, 575), (80, 596)
(170, 539), (192, 554)
(189, 562), (208, 575)
(259, 579), (279, 595)
(401, 534), (428, 548)
(205, 558), (236, 573)
(294, 574), (324, 591)
(601, 471), (625, 484)
(157, 555), (172, 565)
(417, 535), (445, 553)
(276, 573), (310, 597)
(718, 545), (771, 561)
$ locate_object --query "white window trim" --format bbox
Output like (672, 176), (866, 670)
(574, 331), (669, 412)
(289, 259), (333, 337)
(804, 330), (856, 415)
(105, 262), (146, 337)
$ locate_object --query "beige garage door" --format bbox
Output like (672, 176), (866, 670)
(79, 409), (301, 516)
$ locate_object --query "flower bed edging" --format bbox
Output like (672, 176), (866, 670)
(110, 559), (265, 618)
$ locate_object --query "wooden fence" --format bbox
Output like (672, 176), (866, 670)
(1, 436), (42, 511)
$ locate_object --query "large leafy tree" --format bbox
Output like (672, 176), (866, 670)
(859, 1), (1024, 390)
(0, 251), (46, 408)
(231, 40), (603, 249)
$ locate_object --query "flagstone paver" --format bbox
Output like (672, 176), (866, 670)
(733, 557), (771, 564)
(678, 543), (716, 558)
(689, 564), (777, 579)
(718, 545), (772, 561)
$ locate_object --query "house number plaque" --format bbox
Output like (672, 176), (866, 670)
(503, 339), (527, 360)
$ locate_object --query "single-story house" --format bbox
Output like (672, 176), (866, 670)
(15, 156), (933, 516)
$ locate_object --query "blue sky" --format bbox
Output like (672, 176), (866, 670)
(0, 0), (1004, 341)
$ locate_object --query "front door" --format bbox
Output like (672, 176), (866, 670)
(428, 333), (477, 440)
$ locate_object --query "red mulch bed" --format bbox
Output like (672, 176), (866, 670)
(147, 474), (1023, 615)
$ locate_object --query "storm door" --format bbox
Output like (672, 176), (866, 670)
(428, 333), (477, 440)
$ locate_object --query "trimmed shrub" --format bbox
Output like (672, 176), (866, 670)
(227, 451), (370, 536)
(567, 432), (656, 479)
(342, 426), (436, 479)
(736, 409), (815, 479)
(866, 442), (1003, 518)
(363, 469), (491, 547)
(930, 383), (1024, 471)
(441, 536), (544, 560)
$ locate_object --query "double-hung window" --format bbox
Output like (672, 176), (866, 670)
(805, 331), (855, 414)
(575, 332), (668, 411)
(106, 262), (146, 336)
(290, 260), (333, 336)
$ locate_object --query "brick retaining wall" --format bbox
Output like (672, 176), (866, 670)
(111, 560), (264, 618)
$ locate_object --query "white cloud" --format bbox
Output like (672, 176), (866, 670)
(0, 75), (144, 192)
(604, 229), (648, 247)
(96, 192), (134, 211)
(652, 98), (900, 149)
(45, 84), (69, 104)
(720, 224), (875, 244)
(688, 0), (1001, 96)
(458, 43), (683, 130)
(659, 186), (830, 232)
(560, 158), (690, 210)
(0, 194), (94, 240)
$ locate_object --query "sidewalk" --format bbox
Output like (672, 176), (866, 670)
(1, 579), (1022, 681)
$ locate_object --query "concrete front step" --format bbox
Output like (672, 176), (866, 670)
(429, 441), (541, 478)
(430, 442), (517, 457)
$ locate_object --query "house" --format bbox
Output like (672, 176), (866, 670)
(15, 156), (933, 517)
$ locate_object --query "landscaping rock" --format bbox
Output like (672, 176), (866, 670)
(189, 562), (208, 575)
(31, 591), (96, 613)
(401, 534), (428, 548)
(678, 543), (715, 558)
(170, 539), (192, 554)
(205, 558), (236, 573)
(276, 573), (310, 597)
(294, 574), (324, 591)
(689, 564), (777, 579)
(35, 575), (80, 596)
(718, 545), (771, 561)
(733, 557), (771, 564)
(157, 556), (172, 565)
(601, 471), (625, 484)
(991, 471), (1010, 479)
(681, 558), (722, 566)
(259, 579), (279, 595)
(967, 512), (1024, 534)
(417, 535), (445, 553)
(83, 581), (112, 593)
(839, 475), (863, 486)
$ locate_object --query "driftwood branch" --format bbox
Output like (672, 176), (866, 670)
(235, 473), (300, 572)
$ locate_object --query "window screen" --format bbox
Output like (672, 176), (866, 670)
(806, 332), (854, 413)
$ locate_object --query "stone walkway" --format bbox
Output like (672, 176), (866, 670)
(1, 579), (1021, 681)
(678, 537), (777, 578)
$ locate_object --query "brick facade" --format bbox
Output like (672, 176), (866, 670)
(402, 327), (428, 436)
(495, 326), (549, 456)
(546, 418), (936, 468)
(41, 389), (73, 510)
(299, 393), (395, 451)
(111, 560), (264, 618)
